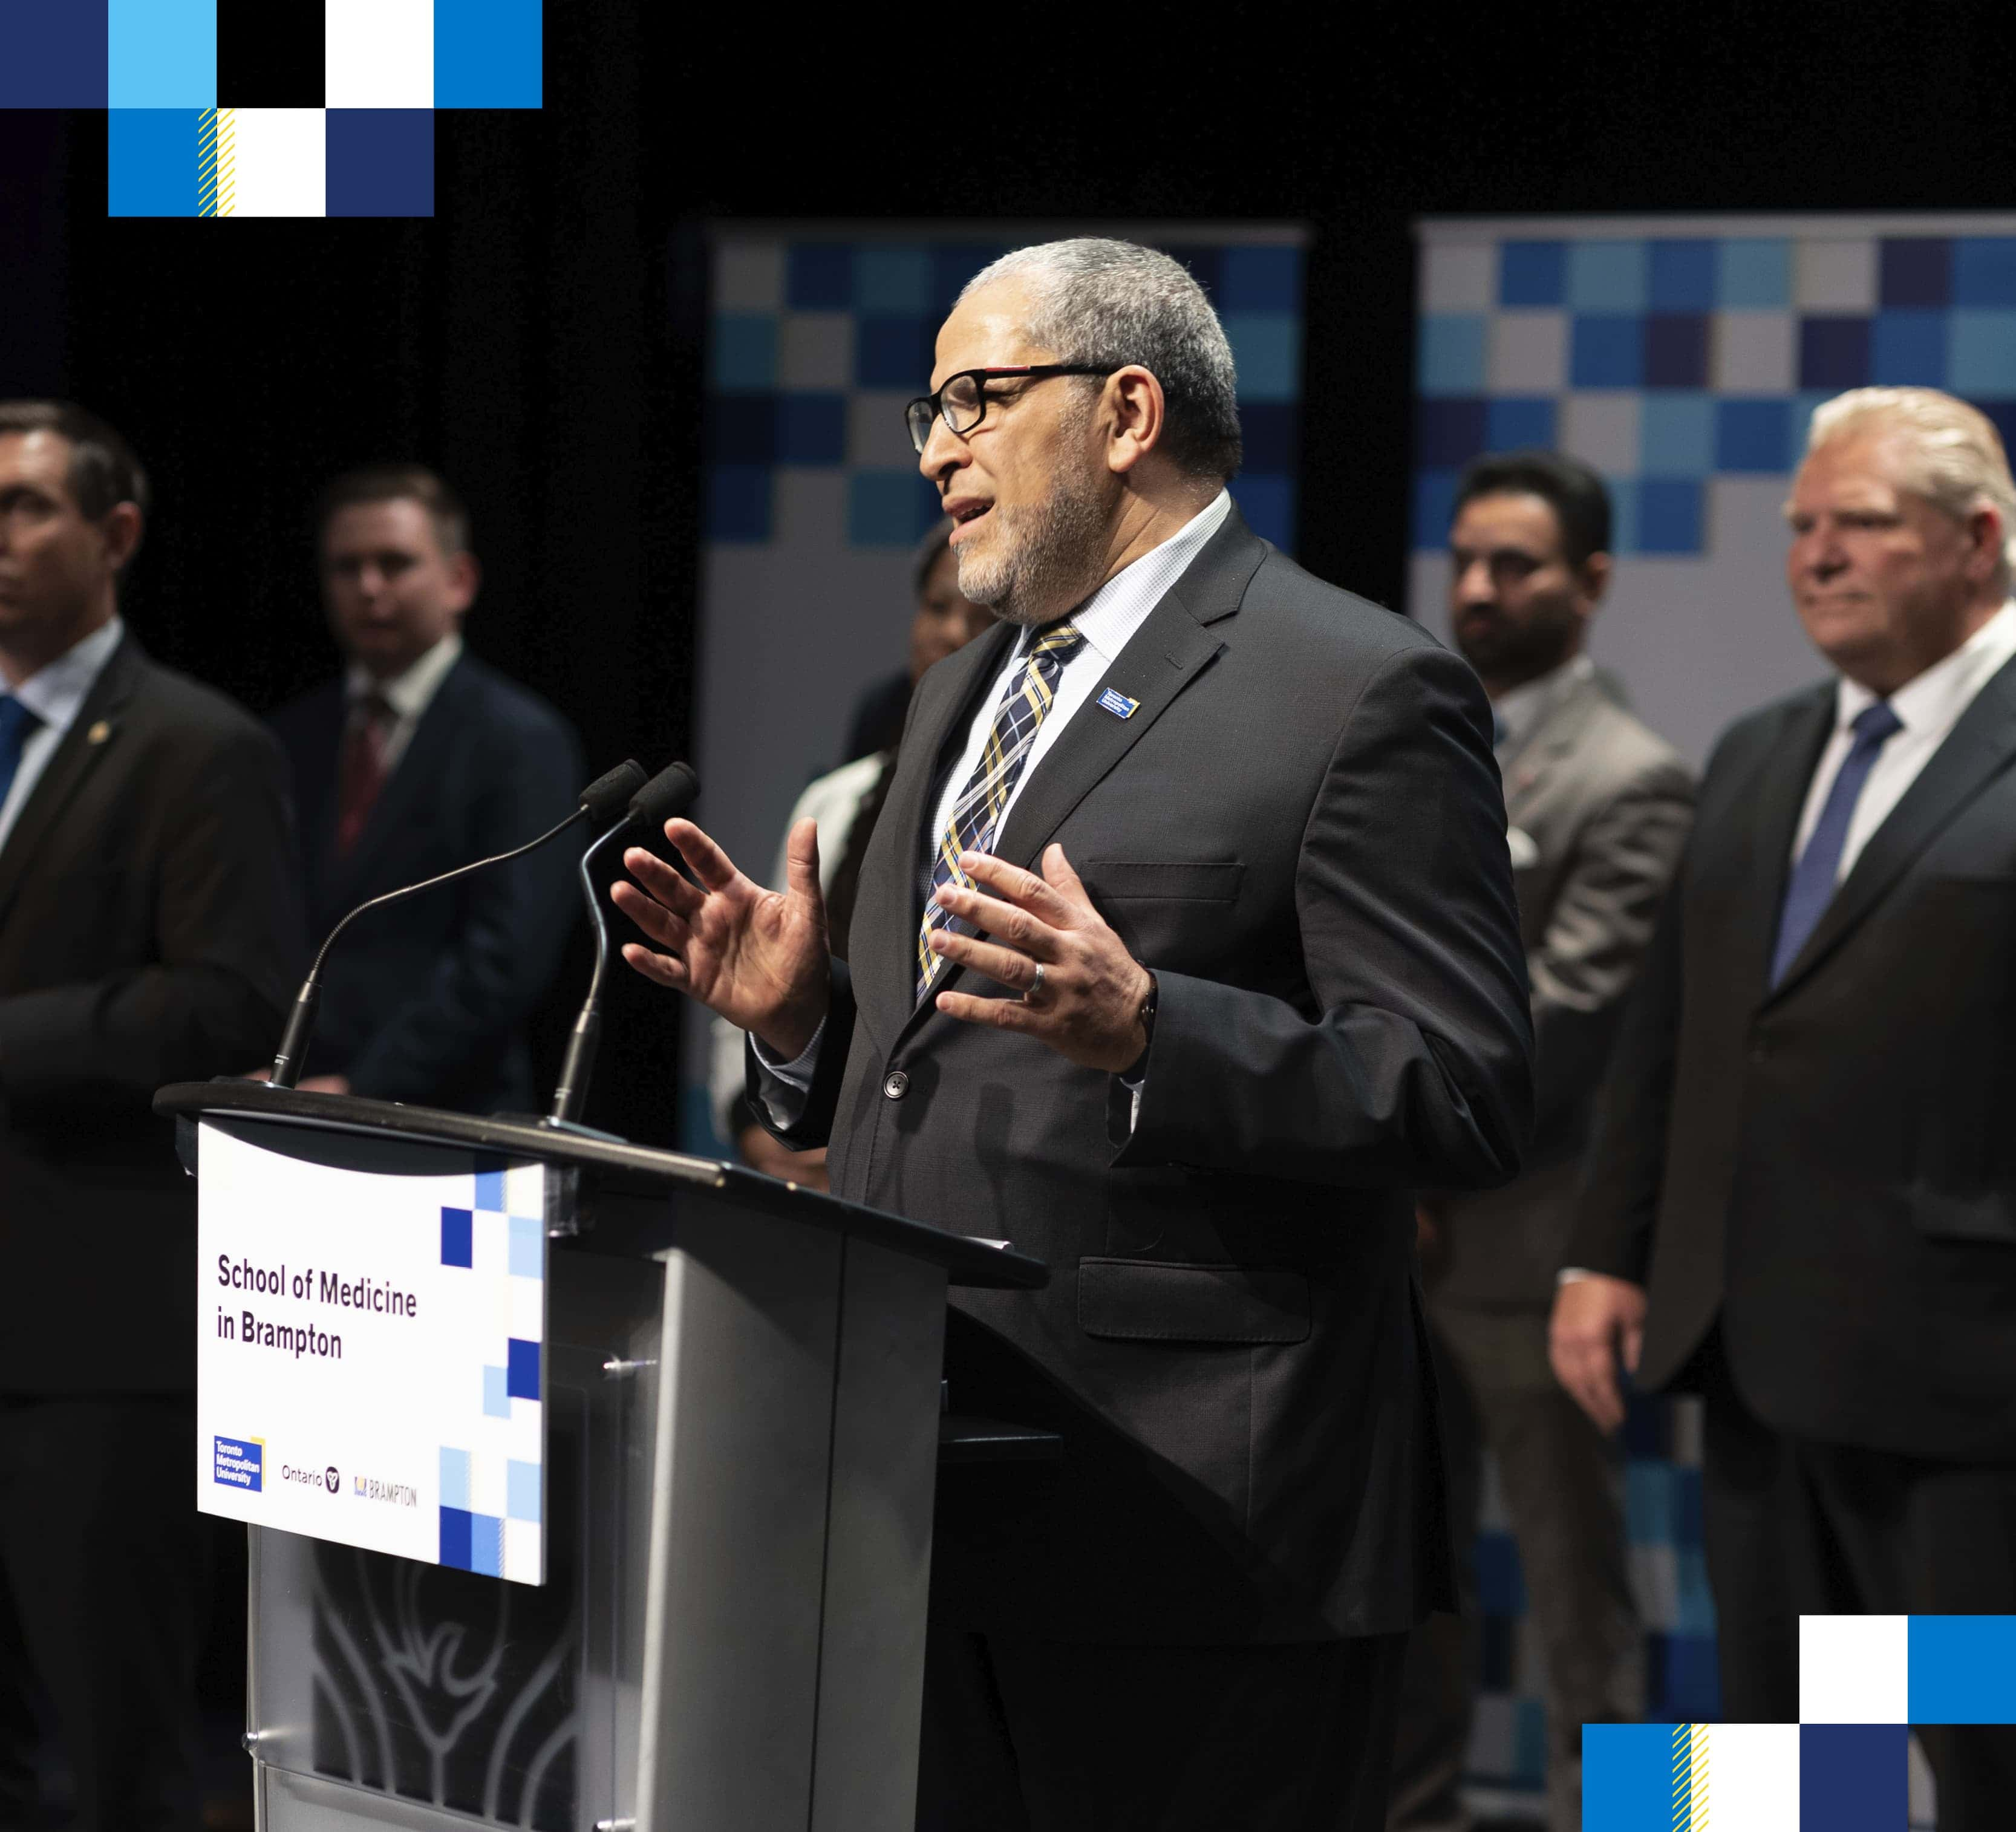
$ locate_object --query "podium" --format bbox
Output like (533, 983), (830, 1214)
(155, 1081), (1046, 1832)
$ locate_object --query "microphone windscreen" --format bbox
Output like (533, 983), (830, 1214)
(579, 760), (648, 825)
(630, 761), (700, 829)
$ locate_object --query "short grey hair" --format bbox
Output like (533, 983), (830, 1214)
(1805, 386), (2016, 587)
(957, 238), (1243, 480)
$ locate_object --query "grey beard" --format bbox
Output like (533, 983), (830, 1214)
(954, 466), (1115, 628)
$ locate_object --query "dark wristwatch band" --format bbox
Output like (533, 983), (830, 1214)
(1124, 970), (1158, 1078)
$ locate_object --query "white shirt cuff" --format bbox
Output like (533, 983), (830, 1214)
(749, 1018), (824, 1129)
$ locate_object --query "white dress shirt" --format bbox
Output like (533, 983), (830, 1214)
(1789, 598), (2016, 880)
(754, 490), (1233, 1120)
(1559, 597), (2016, 1291)
(345, 630), (464, 775)
(0, 616), (125, 856)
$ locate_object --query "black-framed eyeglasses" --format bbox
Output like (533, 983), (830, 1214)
(904, 365), (1118, 455)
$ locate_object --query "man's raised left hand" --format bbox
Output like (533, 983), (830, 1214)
(927, 843), (1152, 1074)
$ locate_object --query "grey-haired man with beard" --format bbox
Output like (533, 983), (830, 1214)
(611, 240), (1533, 1830)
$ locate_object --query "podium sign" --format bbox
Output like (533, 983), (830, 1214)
(195, 1120), (552, 1585)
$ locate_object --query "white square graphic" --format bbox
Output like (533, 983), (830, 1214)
(227, 110), (327, 218)
(1420, 241), (1495, 312)
(778, 311), (853, 390)
(1700, 1722), (1801, 1832)
(1488, 310), (1567, 393)
(715, 242), (783, 312)
(1714, 311), (1796, 393)
(327, 0), (435, 109)
(1800, 1612), (1909, 1723)
(1795, 238), (1876, 310)
(1560, 392), (1642, 476)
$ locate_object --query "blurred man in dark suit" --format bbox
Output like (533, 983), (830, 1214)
(0, 400), (302, 1828)
(1553, 388), (2016, 1827)
(270, 466), (583, 1113)
(1391, 454), (1692, 1832)
(610, 238), (1533, 1831)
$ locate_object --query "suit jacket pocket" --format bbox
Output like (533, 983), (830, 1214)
(1908, 1187), (2016, 1245)
(1078, 1258), (1311, 1344)
(1084, 861), (1244, 901)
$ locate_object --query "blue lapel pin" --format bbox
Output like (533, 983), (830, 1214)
(1098, 688), (1140, 720)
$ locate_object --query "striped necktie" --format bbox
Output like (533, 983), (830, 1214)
(917, 620), (1086, 1000)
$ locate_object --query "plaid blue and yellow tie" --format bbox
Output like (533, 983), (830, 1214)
(916, 620), (1086, 1000)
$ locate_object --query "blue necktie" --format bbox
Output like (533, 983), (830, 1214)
(0, 696), (41, 812)
(1769, 700), (1903, 986)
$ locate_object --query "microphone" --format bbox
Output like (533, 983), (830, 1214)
(547, 761), (700, 1127)
(267, 760), (649, 1089)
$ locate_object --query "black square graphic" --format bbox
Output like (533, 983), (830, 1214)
(218, 0), (325, 107)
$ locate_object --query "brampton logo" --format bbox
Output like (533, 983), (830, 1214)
(212, 1434), (264, 1492)
(1, 4), (543, 221)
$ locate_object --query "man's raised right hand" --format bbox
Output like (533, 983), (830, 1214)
(613, 817), (831, 1060)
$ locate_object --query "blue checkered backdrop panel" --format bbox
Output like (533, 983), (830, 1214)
(1412, 215), (2016, 774)
(687, 224), (1306, 1150)
(1411, 212), (2016, 1804)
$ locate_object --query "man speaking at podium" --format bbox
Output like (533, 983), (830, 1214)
(613, 242), (1532, 1830)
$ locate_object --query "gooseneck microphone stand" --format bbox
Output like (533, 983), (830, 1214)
(547, 761), (700, 1127)
(267, 760), (650, 1088)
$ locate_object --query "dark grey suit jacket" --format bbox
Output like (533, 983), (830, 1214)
(1567, 655), (2016, 1460)
(757, 506), (1533, 1641)
(0, 634), (304, 1392)
(269, 655), (584, 1112)
(1432, 670), (1694, 1308)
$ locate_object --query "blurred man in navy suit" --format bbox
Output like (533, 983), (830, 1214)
(270, 466), (583, 1113)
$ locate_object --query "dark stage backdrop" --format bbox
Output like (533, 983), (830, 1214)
(4, 4), (2011, 1148)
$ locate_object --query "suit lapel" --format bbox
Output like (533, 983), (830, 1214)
(847, 620), (1018, 1052)
(1769, 654), (2016, 1003)
(890, 508), (1264, 1036)
(1501, 674), (1606, 821)
(1737, 685), (1836, 1000)
(0, 635), (144, 937)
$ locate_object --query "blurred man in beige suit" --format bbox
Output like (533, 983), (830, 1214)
(1391, 452), (1694, 1832)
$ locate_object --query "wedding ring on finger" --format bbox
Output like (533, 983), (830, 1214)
(1022, 960), (1047, 1006)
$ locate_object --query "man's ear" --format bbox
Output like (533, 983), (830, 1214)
(102, 501), (143, 575)
(447, 549), (481, 616)
(1965, 505), (2005, 587)
(1104, 365), (1166, 478)
(1577, 550), (1614, 610)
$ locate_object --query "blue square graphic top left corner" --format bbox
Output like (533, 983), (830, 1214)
(0, 0), (108, 106)
(108, 111), (207, 218)
(440, 1207), (474, 1268)
(108, 0), (216, 109)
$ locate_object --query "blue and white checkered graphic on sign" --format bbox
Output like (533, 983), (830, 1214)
(1414, 214), (2016, 778)
(1413, 226), (2016, 563)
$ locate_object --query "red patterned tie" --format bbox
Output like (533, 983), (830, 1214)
(334, 693), (392, 856)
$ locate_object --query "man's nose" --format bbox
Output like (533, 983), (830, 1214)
(1452, 558), (1497, 605)
(917, 413), (966, 483)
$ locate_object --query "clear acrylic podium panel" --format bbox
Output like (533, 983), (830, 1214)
(247, 1246), (664, 1830)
